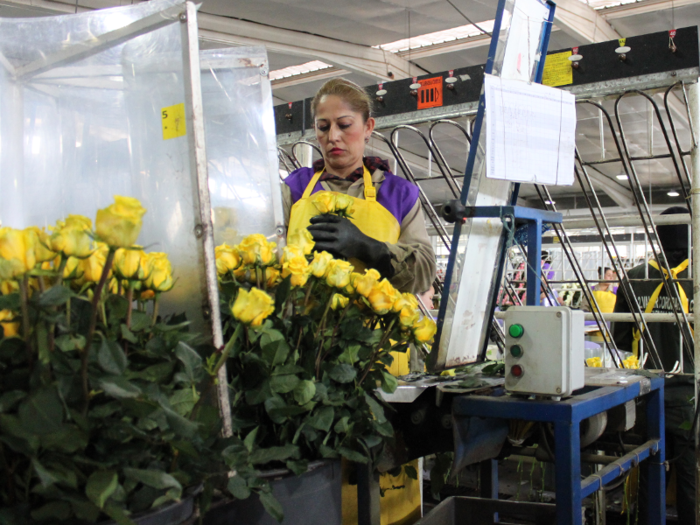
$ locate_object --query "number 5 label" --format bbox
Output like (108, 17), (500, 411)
(161, 103), (186, 140)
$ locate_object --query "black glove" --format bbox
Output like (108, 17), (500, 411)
(307, 214), (394, 278)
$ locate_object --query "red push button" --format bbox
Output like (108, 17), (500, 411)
(511, 364), (524, 378)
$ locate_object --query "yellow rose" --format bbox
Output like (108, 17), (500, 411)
(215, 244), (241, 275)
(231, 287), (275, 327)
(61, 256), (82, 280)
(1, 280), (18, 295)
(287, 228), (315, 256)
(264, 266), (281, 288)
(311, 192), (337, 214)
(143, 252), (174, 292)
(586, 357), (603, 368)
(239, 234), (277, 266)
(367, 278), (400, 315)
(49, 215), (94, 259)
(0, 309), (19, 338)
(353, 269), (381, 299)
(283, 255), (311, 287)
(413, 316), (437, 344)
(25, 227), (55, 264)
(80, 242), (111, 283)
(394, 293), (420, 327)
(334, 194), (355, 215)
(140, 289), (156, 301)
(309, 251), (334, 279)
(281, 245), (306, 265)
(95, 196), (146, 248)
(114, 247), (149, 280)
(0, 227), (35, 278)
(326, 259), (354, 289)
(331, 293), (349, 311)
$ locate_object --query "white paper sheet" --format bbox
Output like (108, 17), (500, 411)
(501, 0), (550, 82)
(484, 74), (576, 185)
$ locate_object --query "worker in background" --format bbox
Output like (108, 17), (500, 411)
(582, 266), (618, 313)
(611, 206), (695, 524)
(282, 77), (436, 525)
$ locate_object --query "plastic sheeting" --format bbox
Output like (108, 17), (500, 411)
(0, 0), (210, 329)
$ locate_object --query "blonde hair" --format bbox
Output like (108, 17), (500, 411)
(311, 78), (373, 122)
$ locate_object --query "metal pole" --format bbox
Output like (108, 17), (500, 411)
(688, 80), (700, 525)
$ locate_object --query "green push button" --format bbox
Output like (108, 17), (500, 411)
(510, 345), (523, 358)
(508, 324), (524, 338)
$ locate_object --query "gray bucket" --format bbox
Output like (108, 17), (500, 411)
(204, 460), (342, 525)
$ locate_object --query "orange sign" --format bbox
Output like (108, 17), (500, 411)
(417, 76), (443, 109)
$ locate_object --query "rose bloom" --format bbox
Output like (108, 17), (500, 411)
(50, 215), (94, 259)
(0, 309), (19, 338)
(281, 244), (306, 265)
(0, 280), (18, 295)
(0, 227), (35, 278)
(367, 278), (400, 315)
(283, 255), (311, 287)
(353, 269), (381, 298)
(95, 196), (146, 248)
(232, 288), (275, 327)
(326, 259), (354, 289)
(413, 316), (437, 344)
(334, 194), (355, 215)
(311, 192), (337, 215)
(331, 293), (349, 311)
(143, 253), (174, 292)
(239, 234), (277, 266)
(215, 244), (241, 275)
(114, 247), (148, 280)
(61, 256), (82, 280)
(80, 242), (111, 283)
(309, 251), (334, 278)
(25, 227), (55, 264)
(287, 228), (315, 256)
(264, 266), (281, 288)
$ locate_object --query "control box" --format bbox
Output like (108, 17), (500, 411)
(504, 306), (584, 397)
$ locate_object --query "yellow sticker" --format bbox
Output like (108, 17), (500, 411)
(618, 38), (626, 47)
(161, 103), (186, 140)
(542, 51), (573, 87)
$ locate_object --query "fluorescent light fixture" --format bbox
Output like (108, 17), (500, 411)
(667, 191), (680, 197)
(616, 174), (628, 180)
(545, 200), (556, 205)
(375, 20), (496, 53)
(269, 60), (333, 81)
(583, 0), (640, 9)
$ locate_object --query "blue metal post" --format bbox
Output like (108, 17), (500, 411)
(554, 420), (582, 525)
(646, 386), (666, 524)
(526, 218), (542, 306)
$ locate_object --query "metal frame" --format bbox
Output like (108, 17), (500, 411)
(452, 376), (666, 525)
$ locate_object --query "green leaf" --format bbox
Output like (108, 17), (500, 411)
(69, 497), (101, 522)
(245, 380), (272, 405)
(18, 386), (63, 435)
(270, 374), (300, 394)
(338, 447), (368, 464)
(0, 292), (19, 311)
(39, 285), (75, 307)
(260, 330), (290, 367)
(41, 424), (88, 453)
(97, 376), (141, 399)
(103, 500), (137, 525)
(404, 465), (418, 480)
(159, 402), (200, 439)
(129, 362), (175, 383)
(286, 459), (309, 475)
(274, 275), (292, 312)
(0, 390), (25, 413)
(267, 405), (308, 420)
(264, 396), (288, 425)
(308, 406), (334, 432)
(124, 468), (182, 494)
(249, 444), (299, 465)
(380, 371), (398, 394)
(272, 364), (305, 375)
(106, 294), (129, 323)
(328, 364), (356, 383)
(86, 470), (118, 509)
(120, 324), (138, 344)
(30, 501), (72, 521)
(98, 339), (128, 375)
(244, 426), (259, 452)
(339, 344), (361, 364)
(130, 311), (151, 332)
(32, 458), (59, 488)
(364, 394), (387, 424)
(174, 342), (203, 383)
(169, 388), (199, 417)
(680, 420), (693, 431)
(228, 475), (251, 500)
(293, 380), (316, 405)
(36, 321), (50, 365)
(334, 416), (350, 434)
(259, 491), (284, 522)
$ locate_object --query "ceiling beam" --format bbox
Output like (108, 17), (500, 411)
(552, 0), (620, 44)
(601, 0), (698, 19)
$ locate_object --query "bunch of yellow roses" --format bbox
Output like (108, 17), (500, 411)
(0, 196), (174, 339)
(215, 229), (437, 345)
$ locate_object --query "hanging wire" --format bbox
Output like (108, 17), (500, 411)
(444, 0), (493, 36)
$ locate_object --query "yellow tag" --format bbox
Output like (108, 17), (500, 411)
(161, 103), (186, 140)
(618, 38), (626, 47)
(542, 51), (573, 87)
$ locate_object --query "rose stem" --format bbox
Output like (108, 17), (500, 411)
(19, 276), (33, 370)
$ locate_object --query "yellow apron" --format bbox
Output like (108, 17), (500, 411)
(591, 289), (617, 314)
(288, 167), (421, 525)
(632, 259), (691, 357)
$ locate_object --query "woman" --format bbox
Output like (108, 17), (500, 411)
(282, 78), (436, 295)
(583, 266), (617, 313)
(282, 78), (435, 525)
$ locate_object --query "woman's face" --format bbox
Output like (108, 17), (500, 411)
(604, 269), (616, 282)
(314, 95), (375, 176)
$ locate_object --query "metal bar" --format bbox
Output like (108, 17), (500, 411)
(583, 153), (675, 166)
(580, 440), (659, 498)
(646, 386), (666, 524)
(493, 311), (696, 323)
(526, 220), (543, 307)
(664, 82), (693, 188)
(180, 2), (231, 437)
(562, 213), (691, 230)
(554, 420), (582, 525)
(357, 463), (381, 525)
(15, 4), (183, 81)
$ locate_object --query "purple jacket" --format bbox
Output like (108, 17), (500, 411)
(284, 167), (420, 226)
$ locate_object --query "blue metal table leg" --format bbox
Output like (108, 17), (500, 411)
(646, 387), (666, 524)
(554, 420), (582, 525)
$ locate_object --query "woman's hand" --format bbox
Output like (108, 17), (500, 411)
(308, 215), (394, 277)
